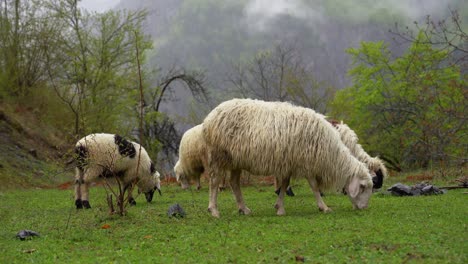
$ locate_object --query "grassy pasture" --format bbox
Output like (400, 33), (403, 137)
(0, 179), (466, 263)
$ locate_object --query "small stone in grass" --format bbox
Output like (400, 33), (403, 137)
(167, 203), (186, 218)
(16, 230), (40, 240)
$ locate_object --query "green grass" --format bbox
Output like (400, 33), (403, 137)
(0, 180), (466, 263)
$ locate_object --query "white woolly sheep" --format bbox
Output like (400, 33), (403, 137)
(275, 120), (386, 194)
(174, 124), (206, 190)
(74, 133), (161, 209)
(174, 124), (229, 191)
(202, 98), (376, 218)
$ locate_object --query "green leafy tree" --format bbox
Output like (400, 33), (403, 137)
(331, 33), (466, 170)
(45, 0), (152, 136)
(0, 0), (60, 98)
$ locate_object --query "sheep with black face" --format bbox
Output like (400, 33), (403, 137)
(74, 133), (161, 209)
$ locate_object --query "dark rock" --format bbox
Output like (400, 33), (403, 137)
(387, 183), (412, 196)
(410, 188), (422, 196)
(388, 182), (446, 196)
(16, 230), (40, 240)
(413, 183), (428, 190)
(421, 185), (445, 195)
(421, 185), (433, 194)
(167, 203), (186, 218)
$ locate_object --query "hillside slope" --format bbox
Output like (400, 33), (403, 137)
(0, 106), (73, 190)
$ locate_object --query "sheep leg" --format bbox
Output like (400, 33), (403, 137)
(229, 169), (251, 215)
(74, 179), (83, 209)
(274, 177), (289, 216)
(219, 174), (227, 191)
(306, 177), (332, 212)
(81, 181), (91, 209)
(74, 168), (87, 209)
(196, 177), (201, 190)
(124, 183), (136, 206)
(208, 168), (223, 218)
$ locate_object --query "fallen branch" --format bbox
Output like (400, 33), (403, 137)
(439, 186), (468, 190)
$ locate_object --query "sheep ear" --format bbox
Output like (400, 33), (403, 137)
(348, 177), (360, 198)
(372, 169), (384, 189)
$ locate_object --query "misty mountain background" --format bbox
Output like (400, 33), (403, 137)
(107, 0), (464, 126)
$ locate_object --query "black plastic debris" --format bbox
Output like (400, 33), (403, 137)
(387, 182), (446, 196)
(16, 230), (40, 240)
(167, 203), (186, 218)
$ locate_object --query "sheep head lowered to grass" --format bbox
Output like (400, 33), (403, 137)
(74, 133), (161, 209)
(174, 124), (206, 190)
(274, 120), (386, 196)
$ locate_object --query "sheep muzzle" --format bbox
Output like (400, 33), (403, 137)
(145, 190), (154, 202)
(145, 186), (162, 202)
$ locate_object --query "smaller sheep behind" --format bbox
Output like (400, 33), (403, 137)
(74, 133), (161, 209)
(174, 124), (207, 190)
(277, 121), (387, 195)
(174, 124), (230, 190)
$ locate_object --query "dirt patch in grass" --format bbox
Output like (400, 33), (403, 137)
(403, 252), (428, 263)
(58, 181), (73, 190)
(369, 243), (400, 252)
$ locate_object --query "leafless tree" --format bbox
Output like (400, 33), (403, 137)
(228, 42), (335, 113)
(142, 66), (208, 164)
(389, 8), (467, 67)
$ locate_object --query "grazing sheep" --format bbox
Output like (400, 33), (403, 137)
(275, 121), (386, 195)
(202, 98), (376, 218)
(74, 133), (161, 209)
(174, 124), (230, 191)
(174, 124), (206, 190)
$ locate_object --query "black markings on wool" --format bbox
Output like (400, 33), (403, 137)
(114, 134), (136, 158)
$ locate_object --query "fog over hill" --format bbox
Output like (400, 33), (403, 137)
(108, 0), (462, 124)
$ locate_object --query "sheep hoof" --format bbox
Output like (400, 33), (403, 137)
(82, 200), (91, 209)
(208, 208), (220, 218)
(276, 208), (286, 216)
(238, 207), (252, 215)
(286, 187), (295, 197)
(319, 207), (332, 213)
(75, 199), (83, 209)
